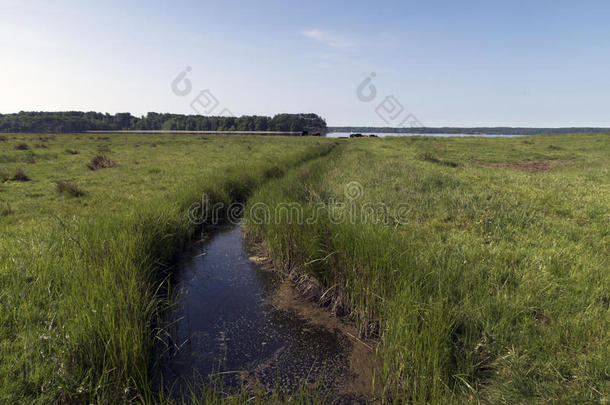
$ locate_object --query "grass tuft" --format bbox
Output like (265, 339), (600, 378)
(87, 155), (117, 170)
(14, 142), (30, 150)
(56, 181), (85, 197)
(0, 201), (13, 216)
(21, 155), (36, 164)
(9, 168), (30, 181)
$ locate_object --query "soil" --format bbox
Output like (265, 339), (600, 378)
(249, 241), (382, 402)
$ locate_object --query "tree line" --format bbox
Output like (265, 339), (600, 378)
(0, 111), (327, 133)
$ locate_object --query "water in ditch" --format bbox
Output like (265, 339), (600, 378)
(157, 223), (362, 399)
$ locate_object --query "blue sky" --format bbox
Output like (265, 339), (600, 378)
(1, 0), (609, 126)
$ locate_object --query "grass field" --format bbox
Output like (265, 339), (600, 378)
(0, 133), (334, 403)
(245, 133), (609, 403)
(1, 132), (608, 403)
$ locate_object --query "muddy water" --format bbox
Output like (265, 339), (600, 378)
(158, 223), (360, 398)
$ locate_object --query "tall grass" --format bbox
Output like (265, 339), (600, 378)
(156, 374), (331, 404)
(0, 133), (335, 403)
(245, 134), (610, 403)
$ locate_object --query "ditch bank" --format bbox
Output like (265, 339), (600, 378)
(149, 142), (379, 401)
(156, 222), (377, 402)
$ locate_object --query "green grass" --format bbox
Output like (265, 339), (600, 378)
(156, 375), (331, 404)
(0, 133), (335, 403)
(245, 133), (610, 403)
(2, 132), (608, 403)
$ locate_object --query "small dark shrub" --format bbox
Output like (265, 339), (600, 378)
(0, 201), (12, 216)
(0, 136), (7, 142)
(265, 166), (284, 179)
(10, 169), (29, 181)
(420, 152), (439, 162)
(151, 143), (157, 147)
(87, 155), (116, 170)
(56, 181), (85, 197)
(66, 149), (79, 155)
(14, 143), (29, 150)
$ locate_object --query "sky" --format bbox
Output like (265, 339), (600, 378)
(1, 0), (610, 127)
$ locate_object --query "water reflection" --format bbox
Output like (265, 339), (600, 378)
(158, 224), (350, 396)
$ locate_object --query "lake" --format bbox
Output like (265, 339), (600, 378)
(326, 132), (527, 138)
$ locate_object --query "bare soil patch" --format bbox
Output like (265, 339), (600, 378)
(247, 236), (382, 402)
(269, 279), (381, 401)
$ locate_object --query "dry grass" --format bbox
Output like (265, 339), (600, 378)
(14, 143), (29, 150)
(9, 168), (30, 181)
(55, 181), (85, 197)
(0, 201), (12, 216)
(87, 155), (117, 170)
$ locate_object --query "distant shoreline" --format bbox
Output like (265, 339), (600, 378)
(328, 127), (610, 135)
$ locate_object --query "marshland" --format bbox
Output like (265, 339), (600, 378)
(3, 2), (610, 403)
(0, 131), (608, 403)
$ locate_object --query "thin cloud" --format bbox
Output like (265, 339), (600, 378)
(301, 29), (354, 49)
(0, 23), (65, 50)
